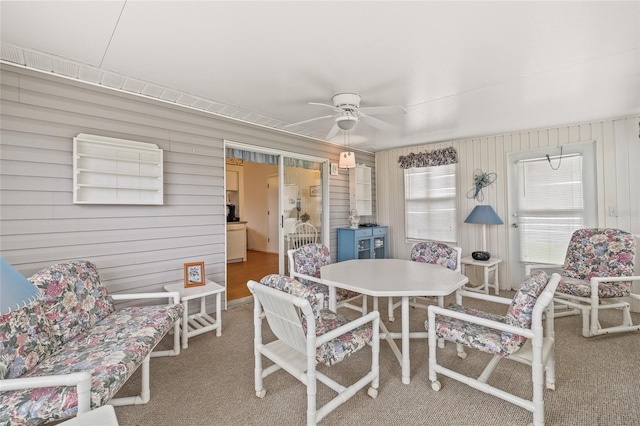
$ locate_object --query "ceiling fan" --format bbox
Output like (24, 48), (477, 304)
(285, 93), (407, 139)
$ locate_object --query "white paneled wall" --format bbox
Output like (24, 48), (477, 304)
(0, 64), (375, 311)
(377, 116), (640, 289)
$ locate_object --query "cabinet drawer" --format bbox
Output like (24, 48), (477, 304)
(354, 228), (373, 238)
(373, 227), (387, 236)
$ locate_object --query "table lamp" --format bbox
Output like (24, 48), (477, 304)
(464, 205), (503, 260)
(1, 257), (40, 314)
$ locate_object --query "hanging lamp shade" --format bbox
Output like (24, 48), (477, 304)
(339, 151), (356, 168)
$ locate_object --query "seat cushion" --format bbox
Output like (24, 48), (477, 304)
(314, 309), (373, 366)
(0, 300), (54, 379)
(430, 304), (511, 357)
(411, 242), (458, 271)
(0, 303), (183, 425)
(29, 260), (115, 347)
(556, 276), (631, 298)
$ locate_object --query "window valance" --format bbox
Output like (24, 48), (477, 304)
(398, 147), (458, 169)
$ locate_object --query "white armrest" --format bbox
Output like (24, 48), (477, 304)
(112, 291), (180, 304)
(524, 263), (562, 275)
(0, 372), (92, 415)
(427, 304), (534, 339)
(456, 289), (513, 305)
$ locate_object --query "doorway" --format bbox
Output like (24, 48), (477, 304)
(224, 143), (329, 302)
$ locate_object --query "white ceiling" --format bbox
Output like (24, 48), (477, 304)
(1, 1), (639, 152)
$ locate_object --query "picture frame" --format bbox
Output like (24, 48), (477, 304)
(184, 262), (205, 288)
(330, 162), (339, 176)
(309, 185), (321, 197)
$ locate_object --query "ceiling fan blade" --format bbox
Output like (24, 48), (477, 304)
(361, 114), (396, 132)
(326, 124), (341, 140)
(358, 105), (407, 115)
(283, 114), (335, 128)
(309, 102), (339, 110)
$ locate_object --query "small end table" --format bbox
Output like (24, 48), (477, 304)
(461, 256), (502, 295)
(164, 279), (225, 349)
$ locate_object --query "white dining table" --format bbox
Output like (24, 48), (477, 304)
(320, 258), (469, 384)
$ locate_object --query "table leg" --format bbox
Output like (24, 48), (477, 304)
(182, 300), (189, 349)
(401, 296), (410, 384)
(484, 266), (490, 295)
(215, 292), (222, 336)
(328, 286), (337, 312)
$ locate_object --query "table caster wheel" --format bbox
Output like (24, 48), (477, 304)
(457, 351), (468, 359)
(367, 387), (378, 399)
(256, 389), (266, 398)
(431, 381), (441, 391)
(389, 317), (395, 322)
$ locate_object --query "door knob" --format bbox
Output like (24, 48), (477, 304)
(511, 223), (519, 228)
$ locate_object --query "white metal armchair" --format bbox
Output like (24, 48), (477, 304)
(247, 274), (380, 426)
(427, 271), (561, 426)
(288, 243), (367, 315)
(551, 228), (640, 337)
(388, 242), (461, 321)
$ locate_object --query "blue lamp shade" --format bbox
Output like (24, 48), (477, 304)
(1, 257), (40, 314)
(464, 205), (504, 225)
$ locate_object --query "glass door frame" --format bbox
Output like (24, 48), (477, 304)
(224, 140), (330, 274)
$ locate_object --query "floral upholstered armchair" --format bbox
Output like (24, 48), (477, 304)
(287, 243), (366, 314)
(247, 274), (380, 425)
(551, 228), (640, 337)
(388, 241), (462, 322)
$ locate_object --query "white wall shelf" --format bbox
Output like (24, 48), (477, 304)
(349, 164), (372, 216)
(73, 133), (164, 205)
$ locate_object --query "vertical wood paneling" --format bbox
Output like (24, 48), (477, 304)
(376, 115), (640, 289)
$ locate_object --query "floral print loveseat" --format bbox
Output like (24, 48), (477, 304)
(0, 260), (184, 425)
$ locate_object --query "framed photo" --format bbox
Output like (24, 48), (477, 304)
(309, 185), (321, 197)
(330, 162), (339, 176)
(184, 262), (205, 288)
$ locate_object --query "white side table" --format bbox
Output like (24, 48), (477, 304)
(164, 279), (225, 349)
(461, 256), (502, 295)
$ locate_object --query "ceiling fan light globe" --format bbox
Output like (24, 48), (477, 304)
(336, 115), (358, 130)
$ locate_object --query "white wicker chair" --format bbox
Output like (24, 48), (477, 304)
(427, 271), (561, 426)
(248, 274), (379, 426)
(287, 222), (318, 251)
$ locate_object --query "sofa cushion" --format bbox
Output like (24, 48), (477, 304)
(0, 303), (183, 425)
(29, 260), (115, 347)
(0, 299), (53, 379)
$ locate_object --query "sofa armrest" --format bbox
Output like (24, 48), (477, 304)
(112, 291), (180, 304)
(0, 372), (92, 415)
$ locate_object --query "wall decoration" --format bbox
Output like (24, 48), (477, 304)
(309, 185), (321, 197)
(466, 169), (497, 202)
(184, 262), (205, 288)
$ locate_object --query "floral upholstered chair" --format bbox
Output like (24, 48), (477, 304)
(551, 228), (640, 337)
(247, 274), (380, 426)
(288, 243), (366, 314)
(388, 242), (462, 321)
(427, 271), (561, 426)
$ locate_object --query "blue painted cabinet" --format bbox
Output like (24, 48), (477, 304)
(337, 226), (388, 262)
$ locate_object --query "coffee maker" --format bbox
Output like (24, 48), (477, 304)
(226, 204), (238, 222)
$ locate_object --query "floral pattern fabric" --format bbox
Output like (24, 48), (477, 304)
(398, 147), (458, 169)
(28, 260), (115, 346)
(258, 274), (372, 367)
(557, 228), (636, 298)
(410, 242), (458, 271)
(0, 305), (183, 425)
(0, 300), (54, 379)
(503, 270), (548, 347)
(292, 244), (360, 303)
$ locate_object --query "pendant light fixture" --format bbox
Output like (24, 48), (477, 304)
(338, 125), (356, 168)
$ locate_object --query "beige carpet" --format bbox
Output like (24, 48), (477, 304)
(113, 293), (640, 426)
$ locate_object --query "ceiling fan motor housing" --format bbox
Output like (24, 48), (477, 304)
(332, 93), (361, 109)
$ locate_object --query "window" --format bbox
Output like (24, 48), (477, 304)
(513, 143), (596, 265)
(404, 163), (457, 242)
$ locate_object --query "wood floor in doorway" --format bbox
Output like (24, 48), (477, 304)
(227, 250), (279, 300)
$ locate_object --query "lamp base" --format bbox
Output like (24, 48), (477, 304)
(471, 251), (491, 261)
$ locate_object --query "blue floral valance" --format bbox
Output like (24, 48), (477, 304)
(398, 147), (458, 169)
